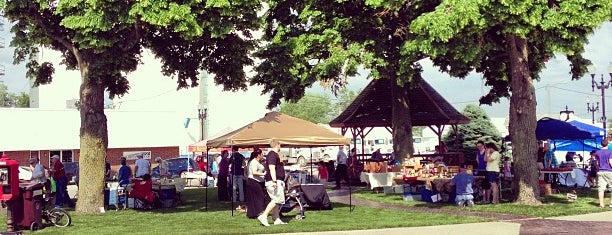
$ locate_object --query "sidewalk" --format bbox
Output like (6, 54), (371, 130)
(269, 188), (612, 235)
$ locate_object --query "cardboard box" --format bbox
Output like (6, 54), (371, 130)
(539, 183), (552, 196)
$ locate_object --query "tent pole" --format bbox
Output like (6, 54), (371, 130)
(231, 146), (235, 217)
(310, 147), (313, 184)
(206, 147), (210, 210)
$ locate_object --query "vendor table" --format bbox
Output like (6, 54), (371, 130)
(360, 172), (400, 189)
(539, 170), (574, 188)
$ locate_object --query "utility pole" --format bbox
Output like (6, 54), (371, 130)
(587, 102), (599, 124)
(590, 63), (612, 132)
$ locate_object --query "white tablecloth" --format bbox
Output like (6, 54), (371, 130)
(559, 168), (590, 187)
(360, 172), (398, 189)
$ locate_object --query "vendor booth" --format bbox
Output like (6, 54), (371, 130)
(536, 118), (599, 189)
(206, 112), (347, 215)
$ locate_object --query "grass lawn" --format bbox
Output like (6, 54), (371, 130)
(1, 187), (489, 235)
(353, 185), (606, 218)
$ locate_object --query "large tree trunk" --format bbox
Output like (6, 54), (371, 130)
(506, 34), (541, 205)
(391, 78), (414, 165)
(76, 55), (108, 214)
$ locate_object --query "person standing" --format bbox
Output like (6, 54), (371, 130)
(485, 142), (501, 204)
(245, 148), (268, 219)
(230, 146), (246, 202)
(105, 156), (111, 181)
(217, 150), (231, 201)
(134, 154), (151, 178)
(29, 157), (47, 184)
(543, 142), (558, 183)
(155, 157), (168, 177)
(588, 150), (599, 187)
(596, 139), (612, 208)
(333, 146), (349, 190)
(118, 157), (132, 187)
(475, 141), (490, 203)
(257, 140), (287, 226)
(51, 155), (75, 208)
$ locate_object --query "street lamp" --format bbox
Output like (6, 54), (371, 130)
(590, 63), (612, 131)
(198, 108), (208, 141)
(587, 102), (600, 124)
(559, 105), (574, 121)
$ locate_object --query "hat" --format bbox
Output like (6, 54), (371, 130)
(51, 155), (60, 160)
(29, 158), (37, 164)
(155, 157), (162, 162)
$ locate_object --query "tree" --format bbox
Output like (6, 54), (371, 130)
(442, 104), (501, 161)
(3, 0), (261, 214)
(253, 1), (442, 164)
(14, 92), (29, 108)
(0, 83), (28, 107)
(408, 1), (610, 204)
(279, 93), (333, 123)
(0, 83), (13, 107)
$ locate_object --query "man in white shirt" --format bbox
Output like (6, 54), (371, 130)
(333, 146), (349, 190)
(134, 154), (151, 178)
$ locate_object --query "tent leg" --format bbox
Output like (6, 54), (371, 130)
(310, 147), (313, 184)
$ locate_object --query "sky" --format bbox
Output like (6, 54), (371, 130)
(0, 18), (610, 125)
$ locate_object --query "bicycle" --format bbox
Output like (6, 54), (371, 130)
(34, 193), (72, 230)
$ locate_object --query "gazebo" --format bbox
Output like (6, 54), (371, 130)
(329, 78), (470, 159)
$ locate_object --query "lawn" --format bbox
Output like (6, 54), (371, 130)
(2, 187), (489, 235)
(353, 186), (606, 218)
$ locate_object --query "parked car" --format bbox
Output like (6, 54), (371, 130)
(19, 166), (32, 180)
(64, 162), (79, 184)
(152, 157), (206, 179)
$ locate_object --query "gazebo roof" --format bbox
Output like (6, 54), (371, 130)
(329, 78), (470, 128)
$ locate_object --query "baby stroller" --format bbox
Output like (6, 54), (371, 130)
(279, 173), (306, 220)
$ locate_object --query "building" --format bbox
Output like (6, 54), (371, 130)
(1, 48), (270, 167)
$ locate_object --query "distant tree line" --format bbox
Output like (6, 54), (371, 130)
(0, 84), (29, 108)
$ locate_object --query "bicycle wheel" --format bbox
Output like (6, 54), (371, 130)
(48, 208), (72, 227)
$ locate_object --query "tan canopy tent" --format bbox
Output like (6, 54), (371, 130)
(206, 111), (350, 148)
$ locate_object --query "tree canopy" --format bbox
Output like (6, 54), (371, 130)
(408, 0), (611, 204)
(2, 0), (262, 214)
(254, 0), (443, 163)
(0, 83), (29, 107)
(280, 93), (333, 123)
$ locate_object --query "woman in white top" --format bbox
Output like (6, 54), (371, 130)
(485, 142), (501, 204)
(245, 148), (268, 219)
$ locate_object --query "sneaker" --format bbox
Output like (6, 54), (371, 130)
(257, 215), (270, 227)
(274, 219), (287, 225)
(466, 200), (475, 207)
(54, 205), (62, 209)
(456, 200), (465, 207)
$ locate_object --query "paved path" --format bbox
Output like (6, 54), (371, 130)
(272, 189), (612, 235)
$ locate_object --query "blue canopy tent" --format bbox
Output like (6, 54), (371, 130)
(536, 118), (603, 151)
(536, 118), (594, 140)
(552, 121), (605, 151)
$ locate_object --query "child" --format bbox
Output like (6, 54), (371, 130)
(318, 161), (328, 185)
(502, 157), (512, 180)
(588, 150), (598, 187)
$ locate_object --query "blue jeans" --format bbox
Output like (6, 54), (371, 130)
(55, 177), (74, 207)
